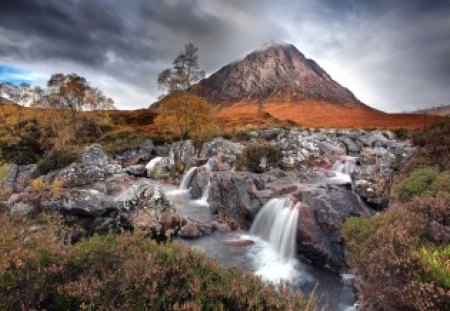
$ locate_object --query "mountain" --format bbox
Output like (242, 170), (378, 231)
(169, 43), (447, 129)
(411, 105), (450, 117)
(195, 43), (364, 107)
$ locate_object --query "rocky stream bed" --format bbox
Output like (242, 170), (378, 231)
(2, 127), (414, 311)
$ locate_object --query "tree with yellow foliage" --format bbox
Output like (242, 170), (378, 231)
(155, 91), (215, 140)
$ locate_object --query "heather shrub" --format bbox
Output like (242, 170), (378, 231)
(236, 143), (283, 173)
(0, 213), (316, 311)
(343, 194), (450, 310)
(412, 122), (450, 170)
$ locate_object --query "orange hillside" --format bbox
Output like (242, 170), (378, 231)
(217, 100), (447, 130)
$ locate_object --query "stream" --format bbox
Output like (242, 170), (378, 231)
(163, 182), (356, 311)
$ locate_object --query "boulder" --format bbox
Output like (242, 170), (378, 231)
(169, 140), (196, 167)
(201, 137), (244, 158)
(189, 166), (210, 199)
(294, 186), (371, 271)
(115, 139), (155, 166)
(146, 156), (170, 178)
(124, 164), (147, 177)
(179, 222), (202, 238)
(207, 171), (265, 226)
(3, 164), (36, 194)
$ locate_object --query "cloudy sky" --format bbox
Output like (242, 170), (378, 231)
(0, 0), (449, 112)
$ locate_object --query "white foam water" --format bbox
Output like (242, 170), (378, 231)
(145, 156), (162, 176)
(250, 198), (300, 259)
(179, 166), (197, 190)
(242, 198), (304, 284)
(330, 156), (359, 184)
(194, 180), (210, 207)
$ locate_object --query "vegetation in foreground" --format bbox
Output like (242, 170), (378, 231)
(0, 213), (316, 311)
(343, 122), (450, 311)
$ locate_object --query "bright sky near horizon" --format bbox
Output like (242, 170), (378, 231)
(0, 0), (449, 112)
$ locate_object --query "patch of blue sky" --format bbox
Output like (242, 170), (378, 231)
(0, 64), (39, 85)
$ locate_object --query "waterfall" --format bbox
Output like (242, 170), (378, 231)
(195, 180), (210, 206)
(179, 166), (197, 190)
(331, 156), (359, 184)
(145, 157), (162, 176)
(250, 198), (300, 260)
(331, 156), (359, 175)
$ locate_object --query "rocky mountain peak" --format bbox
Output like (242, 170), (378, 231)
(196, 43), (362, 106)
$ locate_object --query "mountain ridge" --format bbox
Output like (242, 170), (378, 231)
(411, 104), (450, 117)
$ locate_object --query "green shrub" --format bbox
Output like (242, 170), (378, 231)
(35, 149), (79, 177)
(236, 143), (283, 173)
(395, 166), (439, 201)
(0, 213), (316, 311)
(393, 166), (450, 202)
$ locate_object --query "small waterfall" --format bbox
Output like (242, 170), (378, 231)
(145, 157), (162, 176)
(331, 156), (359, 175)
(179, 166), (197, 190)
(331, 156), (359, 184)
(195, 180), (210, 206)
(250, 198), (300, 260)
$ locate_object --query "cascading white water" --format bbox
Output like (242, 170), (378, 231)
(179, 166), (198, 190)
(195, 180), (210, 206)
(145, 157), (162, 176)
(332, 156), (359, 175)
(250, 198), (300, 260)
(331, 156), (359, 184)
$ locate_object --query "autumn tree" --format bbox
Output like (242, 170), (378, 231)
(0, 75), (115, 166)
(155, 91), (215, 140)
(157, 43), (205, 96)
(33, 73), (115, 146)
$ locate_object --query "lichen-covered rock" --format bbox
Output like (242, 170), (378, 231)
(6, 144), (181, 239)
(124, 164), (147, 177)
(3, 164), (36, 194)
(146, 156), (170, 177)
(169, 140), (196, 167)
(201, 137), (244, 158)
(115, 139), (155, 166)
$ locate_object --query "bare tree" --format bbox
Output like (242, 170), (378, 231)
(157, 43), (205, 96)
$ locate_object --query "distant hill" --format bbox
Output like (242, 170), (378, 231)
(411, 105), (450, 117)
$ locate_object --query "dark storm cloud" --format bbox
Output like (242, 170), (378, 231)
(0, 0), (449, 111)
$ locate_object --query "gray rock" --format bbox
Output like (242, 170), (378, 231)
(2, 164), (18, 194)
(82, 144), (109, 167)
(10, 201), (35, 215)
(201, 137), (244, 158)
(169, 140), (196, 167)
(179, 221), (203, 238)
(124, 164), (147, 177)
(294, 185), (371, 271)
(207, 171), (265, 226)
(146, 156), (170, 177)
(115, 139), (155, 166)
